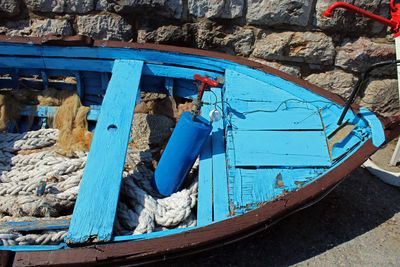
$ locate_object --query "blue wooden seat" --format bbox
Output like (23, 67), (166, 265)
(66, 59), (144, 244)
(197, 88), (230, 225)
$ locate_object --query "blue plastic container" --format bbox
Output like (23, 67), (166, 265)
(152, 112), (212, 196)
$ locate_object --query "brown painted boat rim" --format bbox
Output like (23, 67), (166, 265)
(0, 35), (398, 266)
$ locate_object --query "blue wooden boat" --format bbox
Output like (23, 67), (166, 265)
(0, 35), (398, 266)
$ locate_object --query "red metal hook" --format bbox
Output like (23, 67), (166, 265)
(323, 1), (400, 35)
(193, 74), (219, 102)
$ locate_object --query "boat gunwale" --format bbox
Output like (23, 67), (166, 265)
(0, 34), (398, 266)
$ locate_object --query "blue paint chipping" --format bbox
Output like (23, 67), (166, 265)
(0, 219), (70, 232)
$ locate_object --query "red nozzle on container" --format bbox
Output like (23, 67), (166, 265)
(193, 74), (219, 102)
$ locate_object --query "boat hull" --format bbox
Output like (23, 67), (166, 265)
(0, 35), (398, 266)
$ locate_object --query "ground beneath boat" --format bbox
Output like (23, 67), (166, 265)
(152, 167), (400, 266)
(370, 137), (400, 172)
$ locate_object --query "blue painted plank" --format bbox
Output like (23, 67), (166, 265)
(210, 87), (230, 222)
(20, 106), (99, 121)
(226, 129), (238, 216)
(197, 92), (213, 226)
(0, 244), (66, 251)
(101, 72), (110, 92)
(40, 70), (48, 89)
(0, 219), (70, 232)
(320, 105), (368, 137)
(143, 64), (219, 81)
(230, 65), (329, 105)
(224, 69), (300, 102)
(359, 107), (385, 147)
(112, 226), (197, 242)
(174, 79), (200, 98)
(0, 56), (220, 81)
(0, 43), (226, 73)
(0, 56), (113, 72)
(232, 130), (331, 167)
(66, 59), (143, 244)
(74, 71), (83, 98)
(81, 71), (106, 95)
(230, 167), (324, 213)
(165, 78), (174, 96)
(227, 99), (323, 131)
(11, 71), (18, 89)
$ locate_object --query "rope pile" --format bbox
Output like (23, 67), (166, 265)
(0, 128), (198, 246)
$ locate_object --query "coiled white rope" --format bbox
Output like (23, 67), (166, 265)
(0, 128), (198, 246)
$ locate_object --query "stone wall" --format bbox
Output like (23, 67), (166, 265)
(0, 0), (398, 116)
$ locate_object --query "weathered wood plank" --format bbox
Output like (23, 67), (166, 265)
(0, 56), (220, 81)
(66, 59), (143, 244)
(232, 130), (331, 167)
(143, 63), (219, 80)
(210, 87), (230, 222)
(0, 43), (226, 72)
(0, 56), (113, 72)
(228, 99), (323, 131)
(224, 69), (299, 102)
(197, 92), (213, 226)
(0, 244), (66, 251)
(230, 167), (324, 213)
(20, 106), (99, 121)
(0, 219), (70, 232)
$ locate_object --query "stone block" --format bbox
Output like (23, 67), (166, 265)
(65, 0), (94, 13)
(247, 0), (313, 26)
(0, 0), (20, 17)
(335, 37), (395, 73)
(96, 0), (183, 19)
(188, 0), (244, 19)
(143, 25), (188, 45)
(252, 31), (335, 65)
(359, 79), (399, 117)
(25, 0), (65, 13)
(305, 69), (358, 99)
(31, 19), (73, 37)
(76, 14), (133, 41)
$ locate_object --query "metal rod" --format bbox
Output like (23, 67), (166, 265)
(337, 60), (400, 125)
(323, 2), (398, 28)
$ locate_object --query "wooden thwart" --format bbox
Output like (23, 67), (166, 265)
(0, 219), (70, 232)
(210, 88), (230, 221)
(197, 92), (213, 226)
(66, 59), (143, 244)
(197, 89), (230, 224)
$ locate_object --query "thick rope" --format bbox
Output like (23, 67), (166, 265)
(0, 128), (199, 246)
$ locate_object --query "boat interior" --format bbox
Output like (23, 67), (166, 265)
(0, 41), (385, 251)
